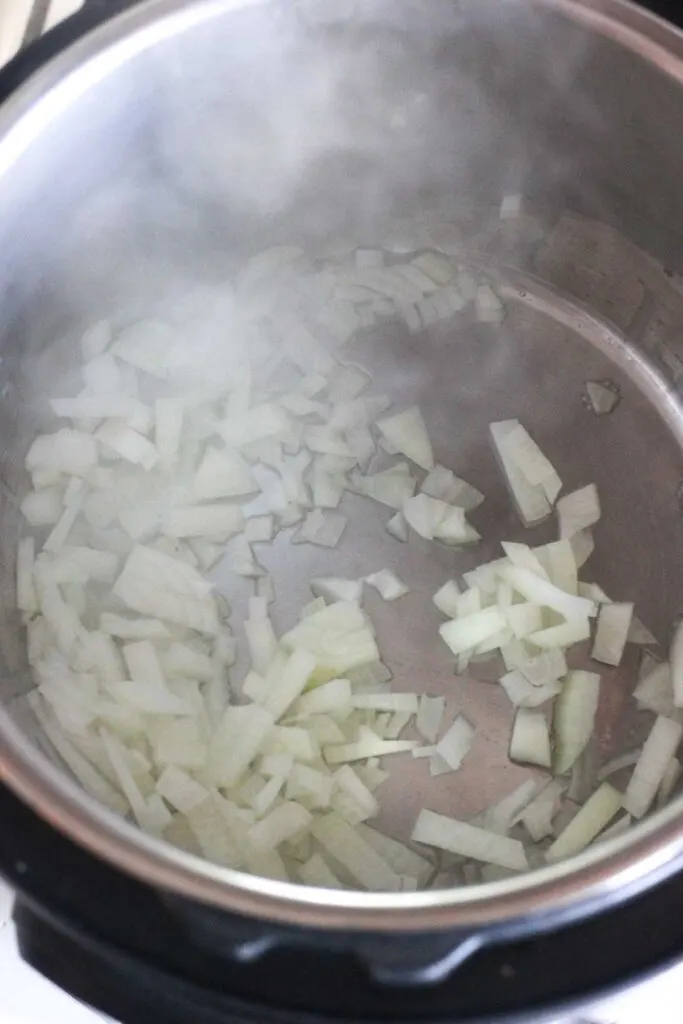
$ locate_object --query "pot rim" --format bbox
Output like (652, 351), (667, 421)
(1, 0), (683, 935)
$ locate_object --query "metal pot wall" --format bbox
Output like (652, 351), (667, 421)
(3, 1), (683, 1020)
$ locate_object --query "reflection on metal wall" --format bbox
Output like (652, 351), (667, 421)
(0, 0), (84, 67)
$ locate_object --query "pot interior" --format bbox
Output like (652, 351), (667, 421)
(1, 0), (683, 910)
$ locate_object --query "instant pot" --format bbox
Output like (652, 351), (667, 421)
(4, 0), (683, 1021)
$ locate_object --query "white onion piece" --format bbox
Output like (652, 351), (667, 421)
(553, 670), (600, 775)
(281, 601), (380, 679)
(352, 693), (418, 713)
(500, 565), (596, 621)
(206, 705), (276, 788)
(311, 578), (363, 604)
(546, 783), (622, 862)
(509, 709), (551, 768)
(294, 678), (352, 719)
(482, 779), (539, 835)
(626, 616), (657, 646)
(657, 756), (682, 808)
(518, 649), (567, 688)
(671, 620), (683, 709)
(96, 421), (158, 471)
(412, 809), (528, 871)
(16, 537), (37, 615)
(323, 734), (418, 764)
(333, 765), (379, 823)
(570, 528), (595, 568)
(21, 488), (64, 527)
(356, 823), (433, 884)
(364, 570), (409, 602)
(312, 813), (402, 891)
(386, 511), (409, 542)
(434, 715), (474, 770)
(503, 422), (559, 491)
(432, 581), (461, 618)
(500, 670), (561, 708)
(623, 715), (683, 818)
(557, 484), (601, 539)
(156, 767), (209, 814)
(528, 617), (591, 649)
(490, 420), (551, 526)
(585, 381), (620, 415)
(475, 285), (505, 324)
(421, 466), (484, 511)
(353, 464), (416, 510)
(26, 429), (97, 478)
(376, 406), (434, 471)
(592, 602), (634, 666)
(506, 603), (543, 640)
(295, 509), (347, 548)
(417, 695), (446, 744)
(439, 609), (507, 657)
(298, 853), (345, 888)
(595, 813), (632, 843)
(596, 751), (640, 783)
(519, 780), (565, 841)
(634, 661), (675, 717)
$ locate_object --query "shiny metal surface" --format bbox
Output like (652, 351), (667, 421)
(2, 0), (683, 941)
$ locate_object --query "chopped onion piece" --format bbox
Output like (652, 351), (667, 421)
(376, 406), (434, 471)
(386, 511), (408, 542)
(585, 380), (620, 415)
(435, 715), (474, 770)
(546, 783), (622, 862)
(518, 649), (567, 688)
(501, 565), (596, 621)
(553, 670), (600, 775)
(500, 670), (561, 708)
(26, 429), (97, 478)
(557, 483), (601, 539)
(490, 420), (551, 526)
(528, 617), (591, 649)
(353, 463), (416, 510)
(570, 528), (595, 568)
(352, 693), (418, 713)
(433, 581), (461, 618)
(623, 715), (683, 818)
(671, 620), (683, 709)
(311, 578), (363, 604)
(439, 608), (507, 657)
(519, 780), (565, 841)
(17, 537), (37, 615)
(296, 509), (347, 548)
(156, 767), (208, 814)
(295, 678), (352, 719)
(262, 650), (317, 721)
(509, 709), (551, 768)
(482, 779), (539, 835)
(626, 615), (657, 646)
(657, 756), (682, 807)
(312, 813), (401, 891)
(417, 695), (446, 744)
(281, 601), (380, 679)
(364, 570), (409, 602)
(206, 705), (276, 788)
(634, 661), (675, 717)
(592, 602), (634, 666)
(298, 853), (345, 888)
(356, 823), (433, 884)
(412, 809), (528, 871)
(323, 734), (418, 765)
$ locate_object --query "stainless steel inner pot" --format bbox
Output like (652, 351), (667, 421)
(1, 0), (683, 942)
